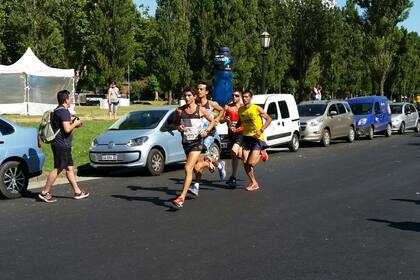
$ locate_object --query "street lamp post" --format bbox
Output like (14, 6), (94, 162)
(260, 31), (271, 95)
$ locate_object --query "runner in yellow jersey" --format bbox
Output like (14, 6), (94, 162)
(238, 90), (272, 191)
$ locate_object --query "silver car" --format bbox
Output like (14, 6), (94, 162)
(390, 102), (420, 134)
(298, 100), (355, 146)
(89, 106), (221, 175)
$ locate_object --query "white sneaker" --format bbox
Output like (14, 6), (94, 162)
(188, 182), (200, 197)
(218, 161), (226, 181)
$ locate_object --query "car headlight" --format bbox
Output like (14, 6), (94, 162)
(392, 118), (401, 125)
(309, 118), (323, 127)
(90, 139), (98, 149)
(358, 118), (367, 126)
(127, 136), (149, 147)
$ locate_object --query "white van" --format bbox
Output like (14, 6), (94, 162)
(217, 94), (301, 152)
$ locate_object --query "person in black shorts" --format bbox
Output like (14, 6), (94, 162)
(171, 87), (216, 208)
(38, 90), (89, 202)
(222, 90), (244, 186)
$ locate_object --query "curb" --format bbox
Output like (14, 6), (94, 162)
(28, 173), (100, 190)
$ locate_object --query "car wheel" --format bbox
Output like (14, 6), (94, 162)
(321, 129), (331, 147)
(415, 121), (420, 132)
(347, 126), (355, 143)
(288, 133), (299, 152)
(385, 123), (392, 137)
(209, 143), (220, 162)
(0, 161), (28, 199)
(398, 122), (405, 135)
(146, 149), (165, 176)
(367, 126), (374, 140)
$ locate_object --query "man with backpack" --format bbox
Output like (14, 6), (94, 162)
(38, 90), (89, 203)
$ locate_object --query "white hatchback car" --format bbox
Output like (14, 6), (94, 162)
(390, 102), (419, 134)
(89, 106), (221, 175)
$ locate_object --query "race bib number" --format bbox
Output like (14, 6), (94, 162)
(183, 127), (200, 141)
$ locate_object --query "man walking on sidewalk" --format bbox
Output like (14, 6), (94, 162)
(38, 90), (89, 202)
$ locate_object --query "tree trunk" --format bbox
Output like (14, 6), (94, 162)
(168, 90), (173, 105)
(379, 73), (386, 96)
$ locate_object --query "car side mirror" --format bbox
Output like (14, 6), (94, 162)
(406, 110), (411, 115)
(329, 110), (338, 116)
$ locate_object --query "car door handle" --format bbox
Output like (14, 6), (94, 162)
(0, 141), (4, 144)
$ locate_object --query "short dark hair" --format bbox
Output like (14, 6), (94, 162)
(57, 90), (70, 105)
(182, 86), (197, 96)
(198, 80), (212, 92)
(233, 89), (242, 95)
(242, 90), (254, 97)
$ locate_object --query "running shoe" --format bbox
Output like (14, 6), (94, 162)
(226, 176), (237, 186)
(188, 182), (200, 197)
(245, 182), (260, 191)
(172, 196), (185, 208)
(218, 161), (226, 180)
(74, 190), (90, 200)
(38, 191), (57, 203)
(261, 150), (268, 162)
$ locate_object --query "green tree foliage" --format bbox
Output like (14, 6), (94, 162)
(87, 0), (138, 88)
(356, 0), (413, 95)
(0, 0), (418, 101)
(155, 0), (192, 102)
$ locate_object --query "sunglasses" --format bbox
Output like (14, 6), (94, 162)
(233, 94), (241, 97)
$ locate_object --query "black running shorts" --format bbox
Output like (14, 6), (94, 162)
(51, 145), (74, 169)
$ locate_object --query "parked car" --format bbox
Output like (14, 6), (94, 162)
(390, 102), (420, 134)
(218, 94), (301, 152)
(0, 116), (45, 198)
(298, 100), (355, 147)
(347, 96), (392, 139)
(89, 106), (221, 175)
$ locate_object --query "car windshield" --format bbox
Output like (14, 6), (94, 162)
(349, 103), (372, 115)
(390, 105), (402, 114)
(109, 110), (167, 130)
(298, 104), (327, 117)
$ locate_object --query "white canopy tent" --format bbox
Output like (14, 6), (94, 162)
(0, 48), (75, 115)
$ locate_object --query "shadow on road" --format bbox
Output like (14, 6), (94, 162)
(367, 218), (420, 233)
(391, 198), (420, 205)
(76, 163), (184, 178)
(168, 177), (240, 190)
(111, 185), (197, 211)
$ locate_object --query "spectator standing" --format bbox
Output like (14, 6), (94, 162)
(313, 83), (322, 101)
(38, 90), (89, 202)
(238, 90), (272, 191)
(108, 81), (120, 120)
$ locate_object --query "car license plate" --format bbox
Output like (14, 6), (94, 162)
(101, 154), (117, 161)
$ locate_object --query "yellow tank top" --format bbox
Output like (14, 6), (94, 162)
(239, 104), (264, 140)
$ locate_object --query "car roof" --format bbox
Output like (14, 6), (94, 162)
(348, 96), (388, 103)
(298, 100), (330, 105)
(128, 105), (177, 113)
(251, 94), (294, 104)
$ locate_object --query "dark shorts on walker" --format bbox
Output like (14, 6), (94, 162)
(242, 136), (268, 151)
(51, 144), (74, 169)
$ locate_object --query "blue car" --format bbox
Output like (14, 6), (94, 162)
(347, 96), (392, 139)
(0, 116), (45, 198)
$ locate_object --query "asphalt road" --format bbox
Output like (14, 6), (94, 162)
(1, 133), (420, 280)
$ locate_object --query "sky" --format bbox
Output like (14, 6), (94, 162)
(134, 0), (419, 34)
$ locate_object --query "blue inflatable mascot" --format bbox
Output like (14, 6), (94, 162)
(213, 47), (233, 107)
